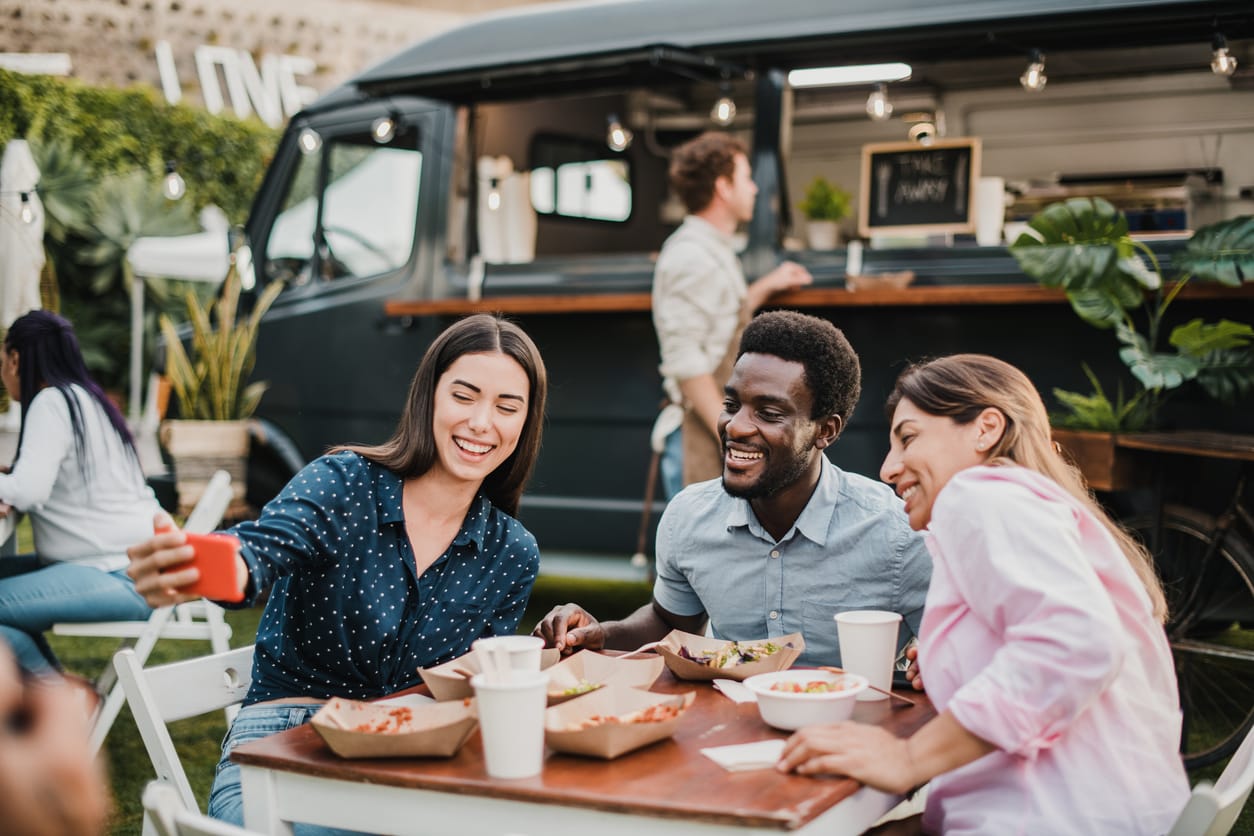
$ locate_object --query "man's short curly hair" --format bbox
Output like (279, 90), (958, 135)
(737, 310), (861, 423)
(669, 132), (747, 214)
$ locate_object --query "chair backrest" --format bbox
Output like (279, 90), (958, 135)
(143, 780), (263, 836)
(184, 470), (234, 534)
(116, 645), (254, 811)
(1168, 725), (1254, 836)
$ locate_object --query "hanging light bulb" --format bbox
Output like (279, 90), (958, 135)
(371, 114), (397, 144)
(1211, 33), (1239, 76)
(606, 114), (633, 152)
(487, 177), (502, 211)
(19, 192), (34, 225)
(298, 127), (322, 155)
(1020, 50), (1047, 92)
(162, 162), (186, 201)
(865, 84), (892, 121)
(710, 85), (737, 126)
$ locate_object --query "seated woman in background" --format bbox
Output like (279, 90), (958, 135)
(779, 354), (1189, 835)
(127, 313), (548, 830)
(0, 310), (158, 675)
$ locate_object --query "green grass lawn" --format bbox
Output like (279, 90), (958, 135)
(42, 572), (1252, 835)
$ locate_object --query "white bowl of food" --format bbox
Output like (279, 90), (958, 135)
(743, 669), (868, 731)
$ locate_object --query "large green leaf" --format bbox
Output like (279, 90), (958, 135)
(1195, 350), (1254, 402)
(1116, 323), (1199, 390)
(1173, 215), (1254, 286)
(1169, 318), (1254, 356)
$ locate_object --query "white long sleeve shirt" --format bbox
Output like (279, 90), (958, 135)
(0, 385), (158, 571)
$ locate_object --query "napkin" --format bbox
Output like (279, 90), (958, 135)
(700, 739), (785, 771)
(712, 679), (757, 703)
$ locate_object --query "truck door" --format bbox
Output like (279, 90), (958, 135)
(243, 101), (450, 468)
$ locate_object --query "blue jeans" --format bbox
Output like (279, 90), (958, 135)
(0, 555), (152, 673)
(209, 703), (371, 836)
(660, 426), (684, 501)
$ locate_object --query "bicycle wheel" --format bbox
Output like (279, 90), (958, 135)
(1127, 504), (1254, 769)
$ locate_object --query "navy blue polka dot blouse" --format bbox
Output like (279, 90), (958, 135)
(223, 451), (539, 705)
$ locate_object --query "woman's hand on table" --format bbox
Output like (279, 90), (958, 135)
(532, 603), (606, 655)
(126, 512), (208, 607)
(904, 644), (924, 691)
(777, 722), (919, 795)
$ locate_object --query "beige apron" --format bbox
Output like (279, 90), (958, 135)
(680, 307), (750, 486)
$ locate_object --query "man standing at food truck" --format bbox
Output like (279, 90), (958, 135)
(651, 132), (812, 497)
(537, 310), (931, 668)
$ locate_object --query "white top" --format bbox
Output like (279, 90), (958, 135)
(920, 466), (1188, 835)
(0, 385), (158, 571)
(649, 215), (747, 449)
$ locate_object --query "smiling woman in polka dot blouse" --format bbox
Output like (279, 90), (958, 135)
(126, 314), (547, 833)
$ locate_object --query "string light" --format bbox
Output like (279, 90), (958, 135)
(865, 84), (893, 121)
(487, 177), (502, 211)
(371, 115), (397, 144)
(1211, 33), (1239, 76)
(161, 162), (186, 201)
(1020, 50), (1047, 92)
(711, 84), (737, 126)
(298, 128), (322, 155)
(19, 192), (34, 224)
(606, 114), (633, 152)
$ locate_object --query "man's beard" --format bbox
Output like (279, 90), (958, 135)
(722, 445), (812, 500)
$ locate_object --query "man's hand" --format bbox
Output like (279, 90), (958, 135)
(746, 261), (812, 311)
(0, 652), (110, 836)
(532, 603), (606, 654)
(0, 501), (12, 518)
(903, 644), (924, 691)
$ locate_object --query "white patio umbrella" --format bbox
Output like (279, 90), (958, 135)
(0, 139), (45, 329)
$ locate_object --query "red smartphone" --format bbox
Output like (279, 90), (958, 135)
(156, 524), (246, 603)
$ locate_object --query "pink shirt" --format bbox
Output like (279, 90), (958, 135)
(919, 466), (1188, 835)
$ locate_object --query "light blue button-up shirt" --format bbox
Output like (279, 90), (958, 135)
(653, 457), (931, 667)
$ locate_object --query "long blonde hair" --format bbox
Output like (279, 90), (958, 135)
(886, 354), (1168, 622)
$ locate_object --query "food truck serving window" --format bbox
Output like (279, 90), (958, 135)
(265, 127), (423, 285)
(528, 134), (631, 223)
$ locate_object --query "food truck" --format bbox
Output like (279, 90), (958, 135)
(240, 0), (1252, 545)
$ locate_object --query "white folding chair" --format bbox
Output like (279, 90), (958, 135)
(117, 644), (254, 825)
(143, 779), (264, 836)
(1168, 725), (1254, 836)
(52, 469), (236, 752)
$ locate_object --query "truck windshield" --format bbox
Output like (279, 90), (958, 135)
(265, 129), (423, 284)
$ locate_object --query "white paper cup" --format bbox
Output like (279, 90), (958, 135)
(471, 670), (549, 779)
(473, 635), (544, 673)
(834, 610), (902, 701)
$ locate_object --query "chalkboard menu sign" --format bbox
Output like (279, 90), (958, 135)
(858, 138), (981, 237)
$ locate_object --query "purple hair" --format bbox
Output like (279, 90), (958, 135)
(4, 310), (136, 468)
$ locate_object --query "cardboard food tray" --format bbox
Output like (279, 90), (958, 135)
(311, 696), (477, 758)
(545, 650), (665, 704)
(418, 647), (561, 701)
(545, 685), (695, 759)
(656, 629), (804, 682)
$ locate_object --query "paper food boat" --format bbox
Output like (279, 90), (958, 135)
(544, 650), (665, 704)
(656, 629), (804, 682)
(418, 647), (561, 701)
(545, 685), (695, 759)
(311, 696), (477, 758)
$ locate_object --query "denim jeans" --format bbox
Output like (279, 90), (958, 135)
(660, 426), (684, 501)
(0, 555), (152, 673)
(209, 703), (372, 836)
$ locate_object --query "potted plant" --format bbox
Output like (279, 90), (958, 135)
(1009, 198), (1254, 487)
(798, 176), (851, 250)
(158, 259), (283, 514)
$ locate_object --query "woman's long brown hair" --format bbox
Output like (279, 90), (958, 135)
(886, 354), (1168, 623)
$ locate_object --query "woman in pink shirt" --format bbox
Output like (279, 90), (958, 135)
(778, 354), (1189, 835)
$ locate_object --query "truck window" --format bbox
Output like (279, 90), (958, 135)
(529, 134), (631, 223)
(265, 130), (423, 284)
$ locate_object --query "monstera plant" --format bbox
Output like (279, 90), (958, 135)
(1010, 198), (1254, 432)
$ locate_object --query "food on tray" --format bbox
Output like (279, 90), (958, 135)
(768, 679), (854, 694)
(678, 640), (786, 669)
(349, 706), (415, 734)
(563, 702), (682, 731)
(560, 679), (602, 697)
